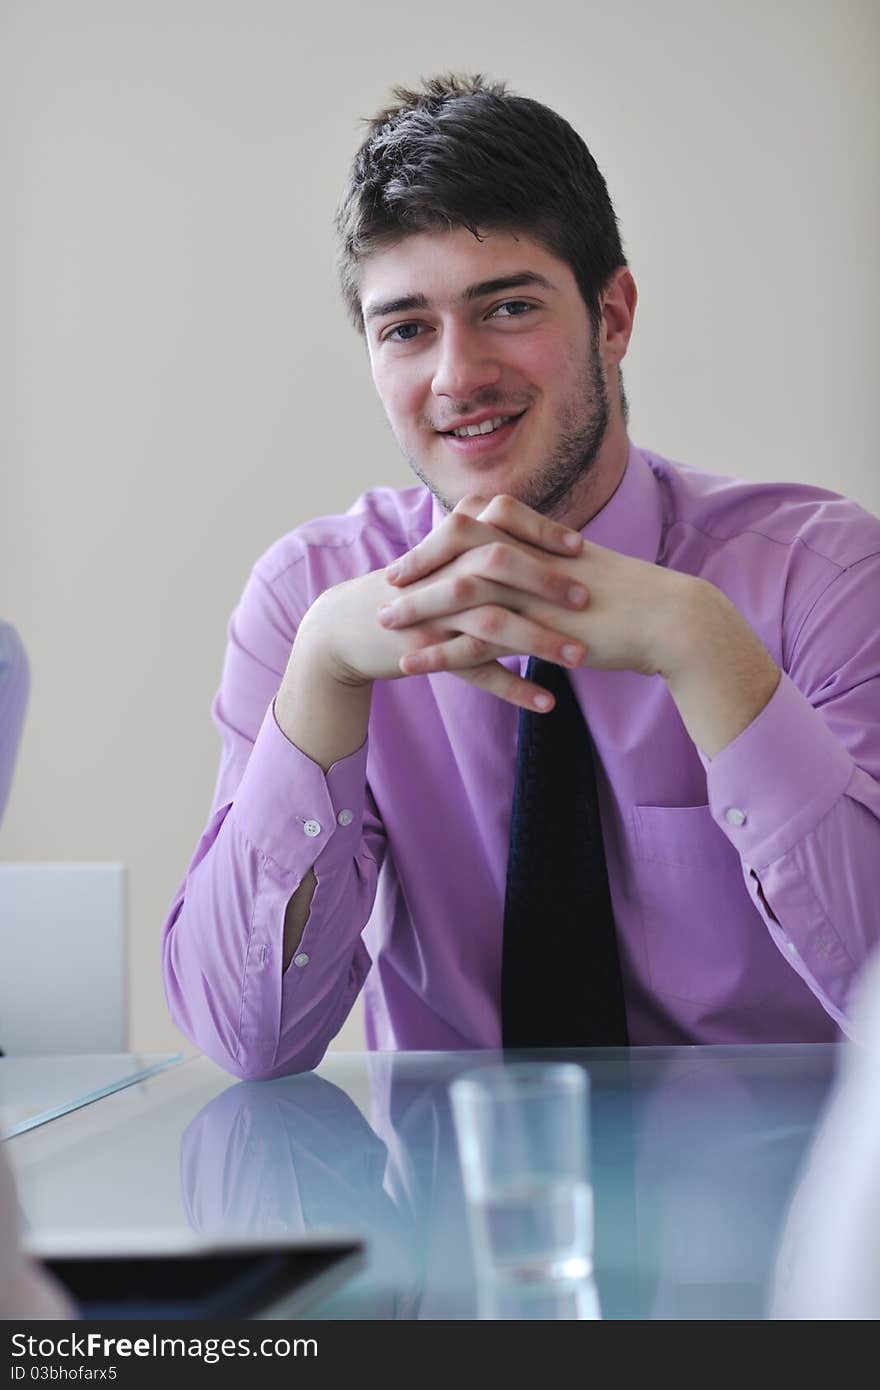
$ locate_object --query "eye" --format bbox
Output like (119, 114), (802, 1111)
(490, 300), (535, 319)
(383, 322), (426, 343)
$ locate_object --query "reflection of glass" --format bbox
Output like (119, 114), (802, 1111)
(450, 1062), (597, 1314)
(476, 1275), (601, 1321)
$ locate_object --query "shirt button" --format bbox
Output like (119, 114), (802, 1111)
(337, 809), (353, 827)
(293, 953), (310, 968)
(303, 819), (321, 838)
(725, 807), (747, 827)
(787, 942), (799, 957)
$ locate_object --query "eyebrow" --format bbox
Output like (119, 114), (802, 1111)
(363, 271), (557, 324)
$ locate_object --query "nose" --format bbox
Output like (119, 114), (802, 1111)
(430, 322), (502, 403)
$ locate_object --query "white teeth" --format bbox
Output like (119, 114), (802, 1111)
(451, 414), (512, 438)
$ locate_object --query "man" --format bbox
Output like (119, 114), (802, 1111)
(162, 75), (880, 1080)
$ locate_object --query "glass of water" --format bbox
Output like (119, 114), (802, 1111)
(449, 1062), (597, 1310)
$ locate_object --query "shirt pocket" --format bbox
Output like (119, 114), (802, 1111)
(631, 803), (762, 1005)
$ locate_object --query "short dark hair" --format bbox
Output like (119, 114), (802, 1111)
(335, 73), (628, 335)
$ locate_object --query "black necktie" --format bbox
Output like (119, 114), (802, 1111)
(501, 658), (629, 1047)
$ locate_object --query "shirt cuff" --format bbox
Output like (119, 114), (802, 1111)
(704, 671), (854, 867)
(229, 702), (369, 875)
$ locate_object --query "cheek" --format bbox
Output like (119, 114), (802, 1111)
(373, 366), (423, 430)
(507, 334), (573, 393)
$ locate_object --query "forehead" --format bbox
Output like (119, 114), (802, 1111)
(359, 226), (576, 314)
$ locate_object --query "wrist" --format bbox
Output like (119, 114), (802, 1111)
(294, 588), (374, 691)
(275, 605), (373, 767)
(650, 572), (715, 681)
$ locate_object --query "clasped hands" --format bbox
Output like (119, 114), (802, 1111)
(375, 493), (699, 712)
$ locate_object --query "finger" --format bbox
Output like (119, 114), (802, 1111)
(398, 609), (584, 674)
(386, 494), (582, 587)
(404, 651), (557, 712)
(476, 493), (584, 556)
(451, 494), (488, 519)
(385, 509), (497, 587)
(380, 562), (588, 626)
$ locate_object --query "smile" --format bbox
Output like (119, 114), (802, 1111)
(438, 410), (527, 458)
(448, 414), (516, 438)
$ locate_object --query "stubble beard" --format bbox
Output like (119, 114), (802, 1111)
(402, 333), (611, 520)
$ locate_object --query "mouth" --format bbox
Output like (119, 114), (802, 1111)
(437, 410), (527, 459)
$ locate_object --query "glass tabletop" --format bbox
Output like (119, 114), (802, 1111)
(0, 1053), (183, 1138)
(182, 1044), (839, 1320)
(6, 1045), (841, 1319)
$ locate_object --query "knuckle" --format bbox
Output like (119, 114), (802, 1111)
(451, 575), (476, 605)
(465, 633), (491, 660)
(461, 661), (499, 692)
(449, 511), (472, 537)
(492, 493), (519, 524)
(456, 492), (484, 513)
(478, 493), (508, 522)
(475, 606), (505, 638)
(485, 542), (510, 574)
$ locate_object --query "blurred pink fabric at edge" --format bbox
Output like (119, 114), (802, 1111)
(0, 1144), (73, 1320)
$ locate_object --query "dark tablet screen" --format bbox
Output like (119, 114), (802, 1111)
(45, 1244), (362, 1320)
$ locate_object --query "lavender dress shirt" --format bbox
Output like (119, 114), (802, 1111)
(162, 443), (880, 1078)
(0, 621), (29, 824)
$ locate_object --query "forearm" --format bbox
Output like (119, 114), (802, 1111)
(275, 602), (374, 773)
(274, 605), (375, 966)
(660, 579), (781, 759)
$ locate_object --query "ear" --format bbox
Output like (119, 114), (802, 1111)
(599, 267), (637, 366)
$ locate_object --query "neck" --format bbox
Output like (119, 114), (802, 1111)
(557, 422), (630, 532)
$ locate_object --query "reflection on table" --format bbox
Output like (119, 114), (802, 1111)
(179, 1046), (837, 1320)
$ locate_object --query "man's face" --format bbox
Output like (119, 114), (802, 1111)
(361, 227), (612, 521)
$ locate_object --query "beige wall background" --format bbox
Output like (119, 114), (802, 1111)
(2, 0), (878, 1056)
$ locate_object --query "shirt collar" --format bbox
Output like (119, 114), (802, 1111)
(429, 439), (663, 564)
